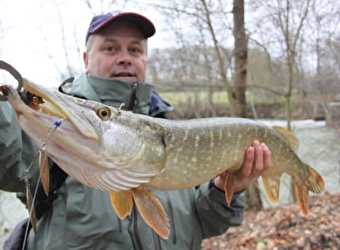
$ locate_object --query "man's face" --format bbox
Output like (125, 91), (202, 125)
(84, 21), (148, 82)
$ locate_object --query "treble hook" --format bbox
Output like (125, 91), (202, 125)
(0, 60), (24, 101)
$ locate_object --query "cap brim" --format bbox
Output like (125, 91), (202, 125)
(90, 12), (156, 38)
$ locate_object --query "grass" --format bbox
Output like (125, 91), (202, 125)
(159, 91), (286, 106)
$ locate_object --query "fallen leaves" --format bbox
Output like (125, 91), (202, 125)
(201, 192), (340, 250)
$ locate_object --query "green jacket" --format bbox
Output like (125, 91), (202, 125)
(0, 74), (245, 250)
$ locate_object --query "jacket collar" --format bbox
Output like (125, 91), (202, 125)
(66, 73), (155, 115)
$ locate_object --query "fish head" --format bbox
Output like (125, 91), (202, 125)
(0, 80), (144, 172)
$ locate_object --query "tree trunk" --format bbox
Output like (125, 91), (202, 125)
(232, 0), (248, 118)
(200, 0), (236, 116)
(233, 0), (263, 209)
(244, 181), (263, 210)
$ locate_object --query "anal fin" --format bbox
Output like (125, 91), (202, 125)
(262, 175), (281, 203)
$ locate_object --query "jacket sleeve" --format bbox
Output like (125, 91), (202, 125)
(0, 102), (39, 192)
(195, 180), (245, 239)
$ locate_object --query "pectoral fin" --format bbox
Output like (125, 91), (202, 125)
(110, 190), (133, 219)
(224, 171), (235, 206)
(262, 175), (281, 203)
(132, 188), (169, 239)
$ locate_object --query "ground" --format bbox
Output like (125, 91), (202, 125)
(201, 192), (340, 250)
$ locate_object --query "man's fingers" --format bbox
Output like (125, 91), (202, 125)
(239, 140), (271, 177)
(252, 140), (264, 174)
(262, 142), (272, 171)
(230, 140), (272, 192)
(238, 145), (255, 177)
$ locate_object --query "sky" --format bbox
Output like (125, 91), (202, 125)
(0, 0), (170, 88)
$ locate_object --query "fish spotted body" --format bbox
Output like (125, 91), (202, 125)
(0, 78), (324, 239)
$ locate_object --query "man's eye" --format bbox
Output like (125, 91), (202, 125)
(130, 47), (141, 54)
(104, 45), (117, 52)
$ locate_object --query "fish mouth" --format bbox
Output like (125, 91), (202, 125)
(1, 80), (100, 140)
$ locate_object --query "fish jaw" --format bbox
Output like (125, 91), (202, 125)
(2, 83), (141, 167)
(1, 84), (100, 155)
(22, 80), (101, 140)
(2, 86), (106, 179)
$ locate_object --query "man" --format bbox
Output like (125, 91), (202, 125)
(1, 11), (271, 249)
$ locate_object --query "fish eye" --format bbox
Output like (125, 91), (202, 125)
(95, 106), (111, 121)
(32, 96), (42, 106)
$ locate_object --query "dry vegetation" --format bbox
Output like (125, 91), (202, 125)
(201, 192), (340, 250)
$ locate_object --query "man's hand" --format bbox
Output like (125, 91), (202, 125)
(213, 140), (272, 193)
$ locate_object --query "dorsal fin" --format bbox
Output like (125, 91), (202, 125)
(273, 126), (299, 150)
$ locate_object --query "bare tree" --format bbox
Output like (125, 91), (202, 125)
(149, 0), (238, 115)
(83, 0), (129, 15)
(232, 0), (247, 118)
(281, 0), (312, 130)
(248, 0), (313, 130)
(200, 0), (236, 116)
(232, 0), (264, 210)
(307, 0), (340, 96)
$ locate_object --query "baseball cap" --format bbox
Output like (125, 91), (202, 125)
(85, 10), (156, 43)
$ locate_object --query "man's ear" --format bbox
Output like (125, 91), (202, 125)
(83, 52), (89, 73)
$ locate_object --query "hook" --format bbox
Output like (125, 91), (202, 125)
(0, 60), (24, 101)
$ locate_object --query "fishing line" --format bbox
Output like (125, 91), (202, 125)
(21, 118), (65, 250)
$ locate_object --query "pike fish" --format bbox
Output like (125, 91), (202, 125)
(0, 77), (324, 239)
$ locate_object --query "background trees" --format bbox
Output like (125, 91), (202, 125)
(147, 0), (340, 123)
(1, 0), (339, 109)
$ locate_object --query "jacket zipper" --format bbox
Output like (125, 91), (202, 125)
(128, 82), (138, 111)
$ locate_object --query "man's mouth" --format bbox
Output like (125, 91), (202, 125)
(112, 72), (136, 79)
(114, 73), (133, 77)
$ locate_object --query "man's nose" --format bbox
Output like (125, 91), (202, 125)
(117, 50), (132, 65)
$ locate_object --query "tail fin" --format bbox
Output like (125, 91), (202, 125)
(294, 163), (324, 215)
(305, 164), (325, 194)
